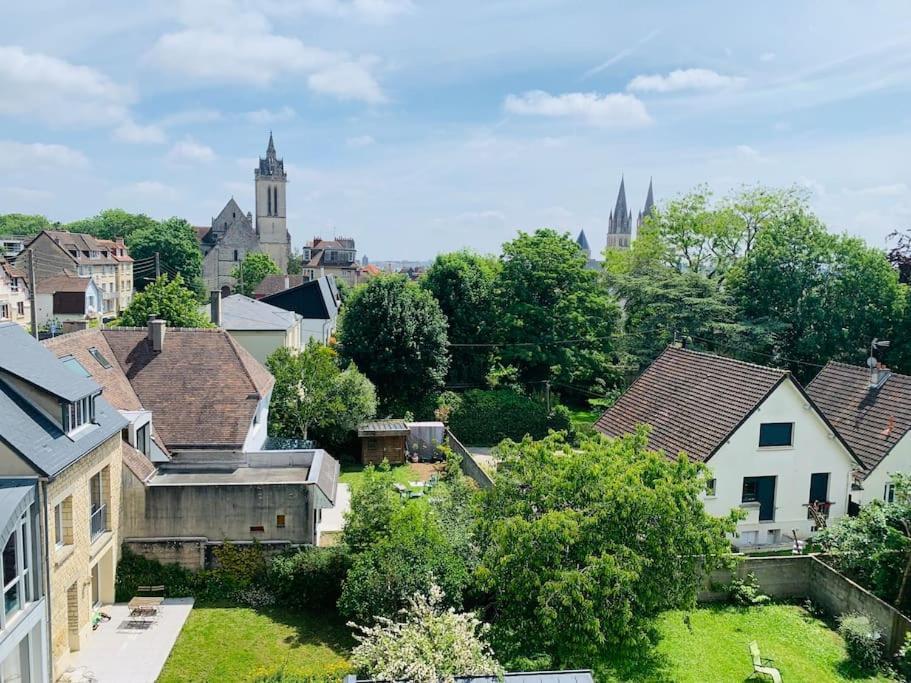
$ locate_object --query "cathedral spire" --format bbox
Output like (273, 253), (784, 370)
(643, 177), (655, 215)
(576, 229), (591, 257)
(608, 176), (631, 236)
(266, 131), (276, 158)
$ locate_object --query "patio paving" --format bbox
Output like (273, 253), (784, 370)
(59, 598), (194, 683)
(318, 482), (350, 535)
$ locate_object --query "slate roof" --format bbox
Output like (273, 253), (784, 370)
(0, 321), (98, 401)
(218, 294), (300, 331)
(807, 362), (911, 476)
(253, 274), (306, 299)
(594, 346), (791, 462)
(101, 328), (274, 450)
(261, 275), (339, 321)
(0, 323), (126, 477)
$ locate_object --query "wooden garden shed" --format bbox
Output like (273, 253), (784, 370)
(357, 420), (410, 465)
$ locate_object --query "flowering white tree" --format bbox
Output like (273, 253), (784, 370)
(349, 585), (502, 683)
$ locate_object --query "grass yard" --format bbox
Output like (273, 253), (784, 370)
(157, 604), (353, 683)
(338, 460), (430, 489)
(568, 407), (601, 434)
(599, 604), (896, 682)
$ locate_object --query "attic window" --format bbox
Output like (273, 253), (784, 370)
(88, 347), (112, 369)
(60, 355), (91, 378)
(63, 395), (95, 434)
(759, 422), (793, 447)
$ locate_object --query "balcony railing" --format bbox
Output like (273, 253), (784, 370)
(90, 504), (107, 540)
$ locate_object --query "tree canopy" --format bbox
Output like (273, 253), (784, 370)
(0, 214), (54, 236)
(127, 217), (203, 291)
(232, 251), (280, 297)
(66, 209), (159, 241)
(338, 274), (450, 413)
(116, 274), (211, 328)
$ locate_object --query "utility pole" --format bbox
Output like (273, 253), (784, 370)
(27, 249), (38, 340)
(154, 252), (160, 279)
(544, 380), (551, 412)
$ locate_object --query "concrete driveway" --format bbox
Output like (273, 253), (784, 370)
(319, 482), (351, 537)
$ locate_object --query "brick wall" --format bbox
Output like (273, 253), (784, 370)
(46, 434), (122, 677)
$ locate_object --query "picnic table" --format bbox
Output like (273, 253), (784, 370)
(128, 596), (164, 618)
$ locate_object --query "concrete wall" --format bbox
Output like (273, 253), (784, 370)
(228, 329), (290, 365)
(122, 538), (207, 570)
(704, 380), (856, 548)
(446, 430), (493, 490)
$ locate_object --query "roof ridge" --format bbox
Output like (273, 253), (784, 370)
(669, 345), (788, 375)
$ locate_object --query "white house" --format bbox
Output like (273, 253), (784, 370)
(35, 273), (102, 327)
(807, 362), (911, 508)
(595, 346), (863, 548)
(205, 293), (303, 364)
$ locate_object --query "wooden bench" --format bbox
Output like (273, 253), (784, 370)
(749, 641), (782, 682)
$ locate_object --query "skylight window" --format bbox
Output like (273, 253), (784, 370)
(60, 356), (91, 378)
(88, 347), (112, 369)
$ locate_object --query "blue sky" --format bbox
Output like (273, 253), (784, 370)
(2, 1), (911, 260)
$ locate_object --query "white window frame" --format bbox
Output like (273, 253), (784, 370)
(54, 504), (63, 550)
(705, 478), (717, 498)
(885, 482), (896, 503)
(0, 512), (34, 629)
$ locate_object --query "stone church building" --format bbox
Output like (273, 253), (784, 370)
(198, 134), (291, 294)
(606, 176), (655, 251)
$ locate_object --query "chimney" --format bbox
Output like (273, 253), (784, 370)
(210, 291), (222, 327)
(148, 319), (166, 352)
(870, 363), (891, 389)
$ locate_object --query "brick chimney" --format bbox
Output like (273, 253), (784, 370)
(210, 291), (222, 327)
(148, 318), (166, 352)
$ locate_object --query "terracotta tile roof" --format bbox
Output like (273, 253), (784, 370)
(0, 259), (24, 280)
(101, 327), (274, 450)
(35, 272), (93, 294)
(254, 274), (306, 299)
(194, 226), (211, 243)
(594, 346), (788, 462)
(807, 362), (911, 476)
(121, 441), (157, 482)
(43, 230), (119, 264)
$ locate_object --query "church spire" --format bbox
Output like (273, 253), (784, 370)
(576, 229), (591, 257)
(638, 177), (656, 228)
(608, 176), (631, 235)
(266, 131), (276, 158)
(257, 132), (286, 179)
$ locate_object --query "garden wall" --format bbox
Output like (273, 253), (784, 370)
(698, 554), (911, 655)
(123, 537), (207, 570)
(445, 429), (494, 489)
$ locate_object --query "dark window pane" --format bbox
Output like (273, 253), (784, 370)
(759, 422), (793, 447)
(2, 532), (16, 586)
(742, 480), (758, 502)
(4, 585), (19, 617)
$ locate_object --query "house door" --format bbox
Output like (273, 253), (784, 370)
(743, 476), (776, 522)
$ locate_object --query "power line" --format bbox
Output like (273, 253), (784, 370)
(685, 334), (826, 370)
(450, 335), (614, 349)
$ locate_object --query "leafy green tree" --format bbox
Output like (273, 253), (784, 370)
(287, 248), (305, 275)
(232, 251), (280, 297)
(127, 217), (203, 290)
(266, 341), (376, 442)
(342, 465), (403, 555)
(350, 584), (502, 683)
(117, 274), (211, 328)
(727, 211), (905, 381)
(0, 214), (54, 235)
(421, 250), (500, 385)
(495, 229), (620, 389)
(338, 274), (449, 412)
(476, 429), (737, 668)
(66, 209), (158, 241)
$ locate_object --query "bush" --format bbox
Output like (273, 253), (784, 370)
(727, 572), (770, 606)
(267, 546), (350, 611)
(249, 664), (350, 682)
(449, 389), (573, 445)
(896, 631), (911, 680)
(838, 613), (884, 671)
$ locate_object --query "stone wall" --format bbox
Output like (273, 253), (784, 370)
(446, 430), (493, 490)
(698, 554), (911, 655)
(122, 538), (207, 570)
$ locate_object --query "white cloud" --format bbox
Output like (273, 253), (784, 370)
(166, 138), (216, 164)
(798, 176), (826, 197)
(245, 106), (297, 124)
(503, 90), (651, 127)
(0, 45), (132, 126)
(0, 141), (89, 170)
(346, 134), (375, 148)
(845, 182), (908, 197)
(113, 119), (167, 144)
(760, 52), (776, 63)
(627, 68), (746, 93)
(262, 0), (413, 22)
(735, 144), (767, 161)
(145, 2), (387, 103)
(159, 109), (223, 127)
(109, 181), (180, 203)
(0, 187), (53, 203)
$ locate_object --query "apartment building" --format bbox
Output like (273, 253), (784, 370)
(0, 260), (30, 329)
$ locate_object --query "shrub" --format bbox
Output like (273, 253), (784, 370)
(838, 613), (884, 671)
(727, 572), (770, 606)
(267, 546), (351, 611)
(896, 631), (911, 680)
(248, 663), (350, 682)
(449, 389), (573, 445)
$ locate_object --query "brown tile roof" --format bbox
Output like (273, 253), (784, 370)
(101, 327), (274, 450)
(594, 346), (789, 462)
(0, 259), (24, 280)
(194, 226), (211, 243)
(43, 230), (119, 264)
(254, 274), (306, 299)
(807, 362), (911, 476)
(35, 272), (93, 294)
(121, 441), (157, 482)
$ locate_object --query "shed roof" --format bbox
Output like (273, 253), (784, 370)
(358, 420), (410, 436)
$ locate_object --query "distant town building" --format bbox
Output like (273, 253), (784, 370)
(0, 259), (30, 328)
(198, 134), (292, 294)
(302, 237), (359, 286)
(606, 177), (655, 251)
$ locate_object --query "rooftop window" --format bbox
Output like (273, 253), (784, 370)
(88, 347), (112, 369)
(60, 355), (91, 378)
(63, 395), (95, 434)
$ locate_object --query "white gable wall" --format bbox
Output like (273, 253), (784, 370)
(859, 431), (911, 506)
(703, 379), (857, 548)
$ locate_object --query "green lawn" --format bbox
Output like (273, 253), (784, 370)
(157, 604), (353, 683)
(337, 460), (419, 489)
(599, 604), (896, 682)
(568, 407), (601, 433)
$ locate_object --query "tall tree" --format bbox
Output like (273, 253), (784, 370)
(421, 250), (500, 385)
(127, 217), (203, 291)
(495, 229), (620, 389)
(727, 211), (905, 380)
(117, 274), (211, 328)
(476, 429), (737, 668)
(266, 341), (377, 443)
(231, 251), (280, 297)
(0, 214), (54, 235)
(66, 209), (158, 241)
(338, 274), (450, 412)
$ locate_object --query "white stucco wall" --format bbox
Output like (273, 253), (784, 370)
(857, 432), (911, 506)
(702, 379), (858, 547)
(242, 392), (271, 452)
(299, 317), (335, 345)
(228, 329), (292, 365)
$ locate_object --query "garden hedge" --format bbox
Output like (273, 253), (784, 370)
(448, 388), (572, 445)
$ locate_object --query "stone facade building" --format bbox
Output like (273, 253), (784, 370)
(606, 177), (655, 251)
(301, 237), (359, 286)
(198, 135), (291, 293)
(0, 259), (30, 328)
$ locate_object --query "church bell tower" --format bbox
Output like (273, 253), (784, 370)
(254, 132), (290, 273)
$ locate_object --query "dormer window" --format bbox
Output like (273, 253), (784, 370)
(63, 395), (95, 434)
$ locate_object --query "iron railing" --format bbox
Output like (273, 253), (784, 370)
(90, 504), (106, 540)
